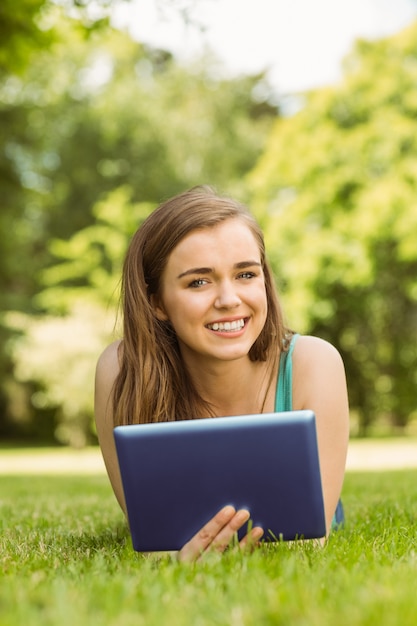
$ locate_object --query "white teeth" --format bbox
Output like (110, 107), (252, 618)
(207, 319), (245, 332)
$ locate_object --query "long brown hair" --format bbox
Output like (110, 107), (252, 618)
(113, 186), (288, 425)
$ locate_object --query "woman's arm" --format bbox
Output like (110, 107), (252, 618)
(94, 341), (264, 559)
(94, 340), (127, 515)
(292, 335), (350, 535)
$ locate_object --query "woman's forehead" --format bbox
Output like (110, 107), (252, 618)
(171, 219), (260, 259)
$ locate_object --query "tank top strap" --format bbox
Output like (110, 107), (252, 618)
(275, 333), (300, 412)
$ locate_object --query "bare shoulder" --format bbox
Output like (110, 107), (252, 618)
(95, 340), (123, 391)
(94, 340), (123, 424)
(293, 335), (345, 371)
(96, 339), (122, 375)
(292, 335), (348, 410)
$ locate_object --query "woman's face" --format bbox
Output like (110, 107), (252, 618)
(152, 218), (268, 369)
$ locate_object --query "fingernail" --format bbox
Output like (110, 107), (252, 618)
(252, 527), (264, 540)
(221, 505), (236, 517)
(235, 509), (250, 524)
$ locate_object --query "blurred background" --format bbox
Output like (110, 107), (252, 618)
(1, 0), (417, 448)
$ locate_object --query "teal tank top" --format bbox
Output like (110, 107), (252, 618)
(275, 333), (299, 412)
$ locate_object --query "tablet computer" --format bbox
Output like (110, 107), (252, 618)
(114, 410), (326, 552)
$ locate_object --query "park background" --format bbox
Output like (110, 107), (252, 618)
(1, 0), (417, 449)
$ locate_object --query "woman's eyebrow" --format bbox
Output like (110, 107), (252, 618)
(177, 267), (212, 279)
(177, 260), (261, 280)
(234, 260), (262, 270)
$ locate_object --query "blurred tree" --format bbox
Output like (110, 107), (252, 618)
(0, 0), (51, 76)
(6, 189), (150, 446)
(248, 22), (417, 434)
(1, 10), (278, 443)
(0, 0), (131, 440)
(19, 25), (276, 241)
(0, 0), (133, 76)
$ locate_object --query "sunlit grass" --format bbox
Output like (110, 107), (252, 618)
(1, 471), (416, 625)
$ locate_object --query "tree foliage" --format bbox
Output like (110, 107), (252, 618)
(1, 7), (277, 443)
(6, 189), (151, 446)
(6, 2), (416, 442)
(249, 22), (417, 434)
(0, 0), (131, 76)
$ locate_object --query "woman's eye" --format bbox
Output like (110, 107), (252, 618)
(238, 272), (256, 280)
(188, 278), (208, 288)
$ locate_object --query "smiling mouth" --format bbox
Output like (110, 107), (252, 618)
(206, 318), (246, 332)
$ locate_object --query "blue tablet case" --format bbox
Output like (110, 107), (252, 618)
(114, 410), (326, 552)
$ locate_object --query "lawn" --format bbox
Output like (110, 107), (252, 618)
(1, 470), (416, 626)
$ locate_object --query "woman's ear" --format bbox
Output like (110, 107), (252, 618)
(149, 294), (169, 321)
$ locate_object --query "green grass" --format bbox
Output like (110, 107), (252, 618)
(1, 471), (417, 626)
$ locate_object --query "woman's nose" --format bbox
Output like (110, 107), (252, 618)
(214, 281), (242, 309)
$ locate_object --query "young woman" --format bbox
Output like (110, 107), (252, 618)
(95, 185), (349, 562)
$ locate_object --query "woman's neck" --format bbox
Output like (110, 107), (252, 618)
(185, 356), (278, 417)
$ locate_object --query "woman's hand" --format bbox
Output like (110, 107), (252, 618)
(177, 505), (264, 563)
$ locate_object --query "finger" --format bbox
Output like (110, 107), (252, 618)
(178, 505), (237, 563)
(239, 525), (264, 551)
(210, 508), (251, 553)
